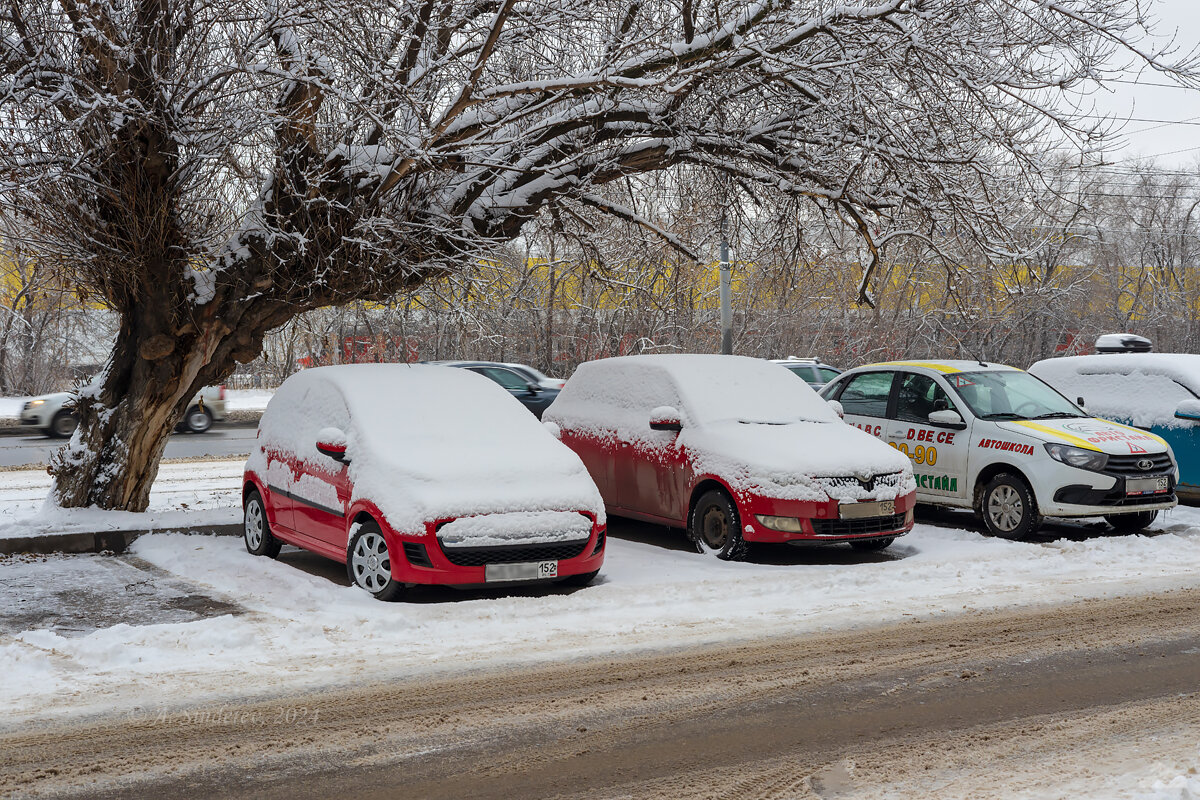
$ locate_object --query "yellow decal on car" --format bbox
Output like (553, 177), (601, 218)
(1010, 421), (1103, 452)
(875, 361), (961, 374)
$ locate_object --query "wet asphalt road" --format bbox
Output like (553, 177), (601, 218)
(0, 423), (259, 467)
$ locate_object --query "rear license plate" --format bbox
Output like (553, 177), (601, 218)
(1126, 476), (1169, 496)
(839, 499), (895, 519)
(485, 561), (558, 582)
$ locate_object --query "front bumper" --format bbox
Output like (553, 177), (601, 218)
(740, 491), (916, 543)
(386, 520), (607, 585)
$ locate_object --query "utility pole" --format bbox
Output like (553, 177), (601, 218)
(719, 212), (732, 355)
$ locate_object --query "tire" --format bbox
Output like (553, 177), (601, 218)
(243, 489), (282, 558)
(560, 569), (600, 587)
(850, 537), (894, 552)
(1104, 510), (1159, 533)
(688, 489), (748, 561)
(979, 473), (1042, 540)
(183, 406), (213, 433)
(49, 410), (78, 439)
(347, 520), (406, 601)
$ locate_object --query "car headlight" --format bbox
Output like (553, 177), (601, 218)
(755, 515), (805, 532)
(30, 399), (45, 406)
(1044, 443), (1108, 472)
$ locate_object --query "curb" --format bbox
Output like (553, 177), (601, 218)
(0, 414), (262, 438)
(0, 523), (242, 556)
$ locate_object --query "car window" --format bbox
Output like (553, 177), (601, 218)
(473, 367), (529, 391)
(817, 368), (840, 382)
(895, 372), (956, 423)
(837, 372), (894, 418)
(783, 365), (817, 384)
(949, 371), (1081, 420)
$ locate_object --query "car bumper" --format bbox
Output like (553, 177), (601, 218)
(19, 411), (49, 428)
(1028, 461), (1178, 517)
(387, 522), (607, 585)
(740, 491), (917, 543)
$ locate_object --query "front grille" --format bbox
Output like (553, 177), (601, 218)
(1105, 453), (1174, 475)
(815, 472), (904, 494)
(438, 538), (591, 567)
(810, 513), (905, 537)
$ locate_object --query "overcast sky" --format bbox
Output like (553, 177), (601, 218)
(1089, 0), (1200, 166)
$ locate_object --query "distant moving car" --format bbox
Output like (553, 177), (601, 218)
(545, 355), (916, 560)
(1029, 352), (1200, 502)
(823, 360), (1178, 539)
(242, 364), (606, 600)
(434, 360), (560, 418)
(20, 385), (227, 437)
(505, 362), (566, 390)
(769, 357), (843, 390)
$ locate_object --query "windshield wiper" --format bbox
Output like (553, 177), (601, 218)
(1031, 412), (1082, 420)
(978, 412), (1025, 420)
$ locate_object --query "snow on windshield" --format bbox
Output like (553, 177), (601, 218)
(1030, 355), (1200, 428)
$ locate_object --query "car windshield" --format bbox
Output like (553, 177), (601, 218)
(947, 370), (1084, 421)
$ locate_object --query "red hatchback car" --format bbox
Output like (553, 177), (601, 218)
(242, 365), (606, 600)
(544, 355), (917, 560)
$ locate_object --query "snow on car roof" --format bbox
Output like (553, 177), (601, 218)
(551, 354), (840, 429)
(1029, 354), (1200, 428)
(251, 365), (603, 532)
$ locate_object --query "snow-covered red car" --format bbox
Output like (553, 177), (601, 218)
(544, 355), (917, 560)
(242, 364), (606, 600)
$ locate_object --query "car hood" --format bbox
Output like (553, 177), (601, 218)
(682, 420), (915, 502)
(996, 417), (1170, 455)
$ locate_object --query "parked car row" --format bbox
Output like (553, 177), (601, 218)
(242, 351), (1186, 602)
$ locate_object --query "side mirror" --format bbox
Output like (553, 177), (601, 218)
(1174, 400), (1200, 423)
(649, 405), (683, 432)
(526, 382), (541, 395)
(1077, 396), (1087, 409)
(543, 420), (562, 439)
(827, 399), (845, 419)
(316, 426), (349, 463)
(928, 409), (967, 430)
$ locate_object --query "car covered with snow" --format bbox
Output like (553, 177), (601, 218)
(822, 360), (1179, 539)
(1029, 353), (1200, 502)
(544, 354), (916, 560)
(20, 385), (227, 437)
(242, 364), (606, 600)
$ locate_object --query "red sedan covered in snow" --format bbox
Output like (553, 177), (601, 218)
(242, 364), (606, 600)
(544, 355), (916, 560)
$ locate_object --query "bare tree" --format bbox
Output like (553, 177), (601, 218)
(0, 0), (1193, 509)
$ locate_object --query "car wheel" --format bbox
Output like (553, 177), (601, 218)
(979, 473), (1042, 540)
(243, 490), (282, 558)
(688, 489), (748, 561)
(347, 520), (406, 601)
(1104, 510), (1159, 533)
(49, 410), (78, 438)
(849, 537), (894, 552)
(559, 569), (600, 587)
(184, 406), (213, 433)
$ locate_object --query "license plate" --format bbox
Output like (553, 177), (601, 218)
(1126, 476), (1169, 496)
(485, 561), (558, 582)
(840, 499), (895, 519)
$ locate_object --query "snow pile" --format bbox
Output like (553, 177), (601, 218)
(547, 355), (913, 501)
(0, 461), (244, 539)
(437, 510), (593, 547)
(3, 509), (1200, 727)
(246, 365), (604, 535)
(1030, 355), (1200, 428)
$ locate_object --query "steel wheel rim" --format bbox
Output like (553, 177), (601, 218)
(244, 500), (264, 550)
(700, 505), (730, 549)
(987, 485), (1024, 532)
(351, 532), (392, 592)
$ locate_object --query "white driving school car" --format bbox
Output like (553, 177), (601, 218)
(821, 360), (1178, 539)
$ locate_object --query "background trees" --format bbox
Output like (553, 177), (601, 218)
(0, 0), (1193, 509)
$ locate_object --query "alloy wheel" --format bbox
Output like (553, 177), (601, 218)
(244, 499), (264, 550)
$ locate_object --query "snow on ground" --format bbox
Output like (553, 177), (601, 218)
(0, 461), (242, 538)
(224, 388), (273, 411)
(0, 479), (1199, 732)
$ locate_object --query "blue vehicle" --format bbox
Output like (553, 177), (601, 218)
(1029, 353), (1200, 503)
